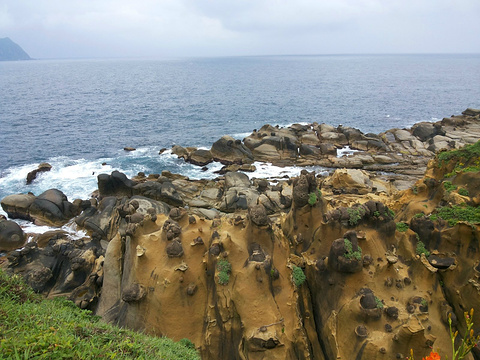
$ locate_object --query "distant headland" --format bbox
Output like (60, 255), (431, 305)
(0, 37), (31, 61)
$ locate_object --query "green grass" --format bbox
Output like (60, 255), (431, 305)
(0, 270), (199, 359)
(435, 205), (480, 227)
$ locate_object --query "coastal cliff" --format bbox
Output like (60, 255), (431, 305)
(2, 109), (480, 359)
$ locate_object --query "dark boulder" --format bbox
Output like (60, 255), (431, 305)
(26, 163), (52, 185)
(98, 171), (135, 197)
(248, 204), (268, 227)
(29, 189), (79, 226)
(166, 239), (184, 257)
(211, 135), (254, 165)
(0, 219), (25, 251)
(188, 149), (213, 167)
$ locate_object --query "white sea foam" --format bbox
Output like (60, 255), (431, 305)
(245, 162), (328, 180)
(337, 146), (359, 157)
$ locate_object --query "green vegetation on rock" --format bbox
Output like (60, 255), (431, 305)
(343, 238), (362, 261)
(439, 140), (480, 177)
(292, 265), (306, 287)
(374, 296), (384, 309)
(416, 240), (430, 258)
(458, 188), (470, 197)
(217, 259), (232, 285)
(0, 270), (199, 359)
(443, 181), (457, 193)
(435, 205), (480, 227)
(308, 192), (317, 206)
(347, 207), (364, 226)
(396, 222), (409, 232)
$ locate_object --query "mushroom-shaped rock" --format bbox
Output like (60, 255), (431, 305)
(248, 204), (268, 226)
(0, 219), (26, 251)
(169, 207), (187, 221)
(428, 255), (455, 270)
(163, 219), (182, 240)
(166, 239), (184, 258)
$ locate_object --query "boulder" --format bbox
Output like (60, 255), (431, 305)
(188, 149), (213, 167)
(1, 193), (36, 221)
(412, 122), (445, 142)
(98, 171), (135, 197)
(0, 219), (25, 251)
(210, 135), (254, 165)
(248, 204), (268, 226)
(29, 189), (78, 226)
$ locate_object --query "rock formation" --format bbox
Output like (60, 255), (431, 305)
(2, 109), (480, 359)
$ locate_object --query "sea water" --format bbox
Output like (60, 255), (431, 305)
(1, 54), (480, 205)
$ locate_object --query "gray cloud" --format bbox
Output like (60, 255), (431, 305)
(0, 0), (478, 58)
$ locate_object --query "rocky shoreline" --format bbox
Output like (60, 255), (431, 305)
(1, 108), (480, 359)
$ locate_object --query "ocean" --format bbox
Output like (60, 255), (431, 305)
(1, 54), (480, 205)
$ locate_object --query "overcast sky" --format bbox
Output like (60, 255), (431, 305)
(1, 0), (479, 59)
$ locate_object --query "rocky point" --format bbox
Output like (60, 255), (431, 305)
(2, 108), (480, 359)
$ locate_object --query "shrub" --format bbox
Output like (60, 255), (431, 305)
(343, 238), (362, 261)
(413, 212), (425, 218)
(375, 296), (384, 309)
(347, 207), (364, 226)
(308, 192), (317, 206)
(292, 265), (306, 287)
(416, 241), (430, 257)
(396, 222), (409, 232)
(412, 186), (418, 195)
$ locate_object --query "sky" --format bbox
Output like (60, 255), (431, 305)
(0, 0), (479, 59)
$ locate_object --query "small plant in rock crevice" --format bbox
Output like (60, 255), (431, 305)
(217, 259), (232, 285)
(374, 296), (384, 309)
(308, 192), (317, 206)
(416, 240), (430, 258)
(291, 265), (306, 287)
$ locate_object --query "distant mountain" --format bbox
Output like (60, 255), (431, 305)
(0, 37), (31, 61)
